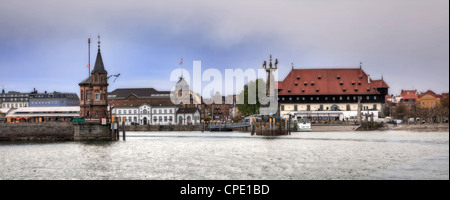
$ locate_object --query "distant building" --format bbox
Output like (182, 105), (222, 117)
(399, 90), (418, 109)
(176, 107), (201, 125)
(417, 90), (441, 109)
(113, 104), (201, 125)
(29, 91), (79, 107)
(0, 90), (29, 109)
(5, 106), (80, 123)
(277, 67), (389, 121)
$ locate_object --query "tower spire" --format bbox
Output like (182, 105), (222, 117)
(98, 35), (101, 52)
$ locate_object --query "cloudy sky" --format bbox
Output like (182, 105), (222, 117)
(0, 0), (448, 97)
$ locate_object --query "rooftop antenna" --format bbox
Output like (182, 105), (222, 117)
(291, 63), (294, 70)
(98, 34), (101, 51)
(360, 62), (362, 69)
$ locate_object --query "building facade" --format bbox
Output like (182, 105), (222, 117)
(417, 90), (441, 109)
(399, 89), (418, 109)
(277, 68), (389, 122)
(29, 91), (79, 107)
(0, 90), (29, 108)
(113, 104), (201, 125)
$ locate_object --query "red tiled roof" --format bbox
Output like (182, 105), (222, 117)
(400, 90), (418, 99)
(278, 68), (389, 95)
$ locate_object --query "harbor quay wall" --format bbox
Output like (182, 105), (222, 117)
(0, 123), (114, 141)
(73, 124), (113, 141)
(0, 123), (74, 141)
(311, 124), (360, 132)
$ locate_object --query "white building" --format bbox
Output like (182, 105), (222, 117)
(176, 107), (201, 125)
(114, 104), (179, 125)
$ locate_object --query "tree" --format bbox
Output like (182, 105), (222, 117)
(237, 79), (265, 117)
(393, 103), (408, 122)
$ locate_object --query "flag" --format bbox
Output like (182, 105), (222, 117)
(179, 58), (183, 65)
(87, 64), (90, 68)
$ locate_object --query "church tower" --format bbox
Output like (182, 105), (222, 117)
(79, 36), (109, 121)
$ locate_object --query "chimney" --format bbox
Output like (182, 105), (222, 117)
(367, 75), (371, 84)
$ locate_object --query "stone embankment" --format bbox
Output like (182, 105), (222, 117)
(381, 123), (449, 132)
(0, 123), (74, 141)
(311, 124), (360, 132)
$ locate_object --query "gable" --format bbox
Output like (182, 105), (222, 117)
(125, 93), (139, 100)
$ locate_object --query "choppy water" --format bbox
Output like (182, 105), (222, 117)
(0, 131), (448, 180)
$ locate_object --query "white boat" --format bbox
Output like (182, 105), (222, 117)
(297, 122), (312, 132)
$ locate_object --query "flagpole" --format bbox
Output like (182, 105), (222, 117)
(88, 37), (91, 118)
(88, 37), (91, 84)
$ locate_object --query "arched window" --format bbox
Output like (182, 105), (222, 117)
(331, 105), (339, 111)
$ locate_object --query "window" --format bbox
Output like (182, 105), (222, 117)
(281, 105), (285, 111)
(95, 75), (98, 82)
(310, 97), (313, 101)
(302, 97), (305, 101)
(296, 97), (299, 100)
(307, 105), (311, 111)
(316, 97), (319, 100)
(374, 96), (377, 100)
(347, 96), (350, 100)
(373, 104), (377, 110)
(294, 105), (298, 111)
(319, 105), (323, 111)
(282, 97), (285, 101)
(295, 83), (298, 86)
(118, 110), (121, 114)
(346, 104), (351, 111)
(134, 110), (137, 114)
(366, 96), (370, 100)
(339, 96), (343, 100)
(332, 97), (335, 101)
(289, 97), (292, 101)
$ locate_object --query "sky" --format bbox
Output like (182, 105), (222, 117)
(0, 0), (448, 98)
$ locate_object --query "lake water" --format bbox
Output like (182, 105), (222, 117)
(0, 131), (448, 180)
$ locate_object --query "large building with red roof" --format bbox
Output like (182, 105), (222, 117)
(277, 67), (389, 121)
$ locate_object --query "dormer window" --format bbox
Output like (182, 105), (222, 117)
(316, 89), (320, 92)
(318, 75), (322, 80)
(367, 88), (370, 92)
(354, 89), (359, 92)
(302, 89), (305, 93)
(343, 89), (347, 92)
(358, 81), (361, 85)
(352, 81), (355, 85)
(311, 81), (315, 86)
(288, 90), (291, 93)
(294, 83), (298, 86)
(339, 81), (344, 86)
(297, 76), (300, 80)
(337, 75), (341, 79)
(304, 82), (307, 86)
